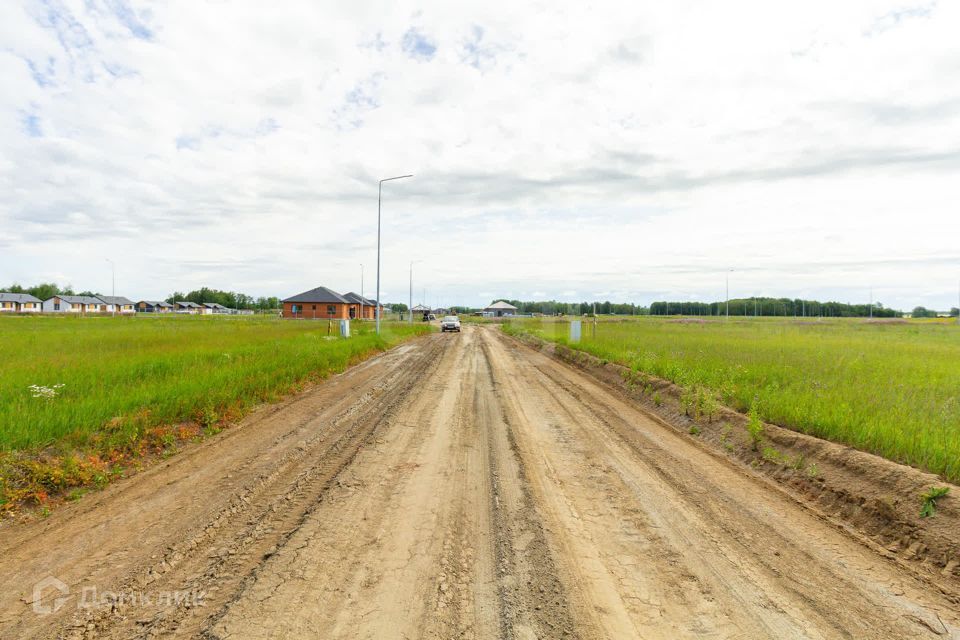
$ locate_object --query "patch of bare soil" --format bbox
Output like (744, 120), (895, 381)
(1, 326), (958, 639)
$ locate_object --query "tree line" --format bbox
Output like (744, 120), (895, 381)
(649, 297), (900, 317)
(164, 287), (279, 311)
(4, 282), (101, 300)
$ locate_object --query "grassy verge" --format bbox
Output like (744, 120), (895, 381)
(503, 317), (960, 482)
(0, 315), (430, 511)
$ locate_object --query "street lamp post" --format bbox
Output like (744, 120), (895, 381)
(360, 263), (364, 320)
(409, 260), (420, 324)
(375, 174), (413, 334)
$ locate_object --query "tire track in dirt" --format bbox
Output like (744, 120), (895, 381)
(93, 337), (447, 638)
(207, 326), (579, 639)
(483, 326), (960, 639)
(0, 337), (443, 639)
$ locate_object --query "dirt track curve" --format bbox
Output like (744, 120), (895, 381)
(2, 326), (958, 639)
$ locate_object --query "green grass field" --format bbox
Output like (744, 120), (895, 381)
(504, 317), (960, 482)
(0, 315), (429, 508)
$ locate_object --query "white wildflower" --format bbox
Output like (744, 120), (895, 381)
(29, 383), (65, 399)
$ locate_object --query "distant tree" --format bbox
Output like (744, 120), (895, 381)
(5, 283), (25, 293)
(950, 307), (959, 318)
(390, 303), (409, 313)
(26, 283), (64, 300)
(912, 306), (938, 318)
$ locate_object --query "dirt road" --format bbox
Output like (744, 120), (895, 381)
(2, 326), (958, 639)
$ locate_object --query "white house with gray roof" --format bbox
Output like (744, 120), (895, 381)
(97, 295), (136, 314)
(483, 301), (519, 317)
(0, 292), (42, 313)
(42, 295), (107, 313)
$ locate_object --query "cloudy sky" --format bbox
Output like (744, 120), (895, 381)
(1, 1), (958, 310)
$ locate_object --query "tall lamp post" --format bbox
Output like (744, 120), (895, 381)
(409, 260), (420, 324)
(360, 263), (364, 320)
(106, 258), (115, 317)
(375, 174), (413, 335)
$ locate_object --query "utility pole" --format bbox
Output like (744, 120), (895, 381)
(375, 174), (413, 334)
(360, 263), (364, 320)
(869, 286), (873, 319)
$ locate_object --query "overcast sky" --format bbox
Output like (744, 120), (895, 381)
(2, 1), (958, 310)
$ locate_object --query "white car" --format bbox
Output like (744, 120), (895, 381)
(440, 316), (461, 332)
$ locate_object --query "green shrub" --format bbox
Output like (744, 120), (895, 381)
(920, 487), (950, 518)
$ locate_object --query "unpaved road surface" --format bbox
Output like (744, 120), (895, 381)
(2, 326), (958, 639)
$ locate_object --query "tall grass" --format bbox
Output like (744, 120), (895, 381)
(505, 317), (960, 482)
(0, 315), (428, 453)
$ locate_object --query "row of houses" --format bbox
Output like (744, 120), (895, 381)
(0, 293), (243, 315)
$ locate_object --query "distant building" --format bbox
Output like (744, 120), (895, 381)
(42, 295), (106, 314)
(97, 295), (136, 314)
(410, 304), (431, 320)
(137, 300), (173, 313)
(282, 286), (352, 319)
(202, 302), (231, 315)
(173, 301), (203, 314)
(0, 292), (42, 313)
(483, 301), (518, 317)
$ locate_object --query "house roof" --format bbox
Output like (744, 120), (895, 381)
(484, 301), (518, 310)
(203, 302), (229, 309)
(0, 292), (42, 303)
(411, 304), (431, 312)
(138, 300), (173, 307)
(98, 295), (134, 306)
(175, 301), (202, 308)
(342, 292), (375, 305)
(49, 295), (104, 305)
(283, 286), (350, 304)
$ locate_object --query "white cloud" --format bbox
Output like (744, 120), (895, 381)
(0, 0), (958, 310)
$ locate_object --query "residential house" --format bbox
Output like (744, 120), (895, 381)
(42, 295), (107, 314)
(173, 301), (203, 314)
(342, 292), (376, 320)
(282, 286), (353, 319)
(0, 292), (42, 313)
(411, 304), (431, 320)
(483, 301), (518, 317)
(136, 300), (173, 313)
(203, 302), (231, 314)
(97, 295), (136, 314)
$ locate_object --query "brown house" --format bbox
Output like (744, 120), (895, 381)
(282, 286), (352, 319)
(342, 292), (377, 320)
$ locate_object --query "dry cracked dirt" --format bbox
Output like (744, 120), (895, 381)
(2, 326), (958, 639)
